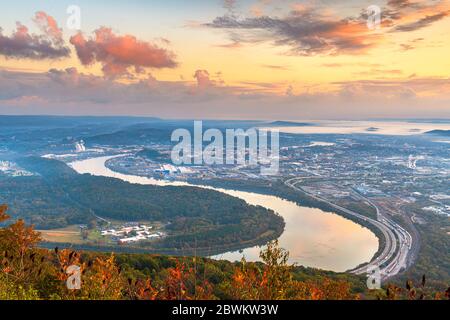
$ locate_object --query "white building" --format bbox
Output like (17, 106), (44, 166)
(75, 140), (86, 153)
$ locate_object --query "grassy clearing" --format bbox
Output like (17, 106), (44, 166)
(38, 225), (84, 244)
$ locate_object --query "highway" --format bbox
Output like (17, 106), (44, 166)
(285, 177), (413, 281)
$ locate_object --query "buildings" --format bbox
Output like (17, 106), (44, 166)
(75, 140), (86, 153)
(100, 225), (164, 244)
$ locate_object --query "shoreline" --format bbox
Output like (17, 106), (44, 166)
(67, 154), (378, 272)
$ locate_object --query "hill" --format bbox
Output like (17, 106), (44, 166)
(265, 121), (313, 127)
(1, 206), (446, 301)
(1, 157), (284, 254)
(425, 130), (450, 136)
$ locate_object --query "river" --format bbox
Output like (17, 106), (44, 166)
(69, 155), (378, 272)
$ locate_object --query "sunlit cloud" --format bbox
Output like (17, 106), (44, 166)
(0, 12), (70, 60)
(206, 0), (450, 56)
(384, 0), (450, 31)
(1, 68), (449, 119)
(0, 1), (449, 119)
(70, 27), (178, 78)
(205, 6), (383, 56)
(394, 12), (449, 32)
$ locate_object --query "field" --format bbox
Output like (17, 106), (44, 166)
(38, 225), (84, 244)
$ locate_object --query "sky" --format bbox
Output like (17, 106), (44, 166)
(0, 0), (449, 120)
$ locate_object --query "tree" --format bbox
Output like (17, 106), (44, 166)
(0, 205), (10, 223)
(227, 240), (293, 300)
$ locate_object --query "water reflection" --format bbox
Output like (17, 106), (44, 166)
(70, 156), (378, 272)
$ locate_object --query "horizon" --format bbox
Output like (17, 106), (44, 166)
(1, 114), (450, 122)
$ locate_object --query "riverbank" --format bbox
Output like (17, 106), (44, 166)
(70, 155), (378, 272)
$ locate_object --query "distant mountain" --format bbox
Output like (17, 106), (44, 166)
(85, 127), (172, 146)
(0, 115), (161, 128)
(425, 130), (450, 136)
(265, 121), (313, 127)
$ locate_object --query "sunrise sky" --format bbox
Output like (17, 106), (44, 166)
(0, 0), (449, 119)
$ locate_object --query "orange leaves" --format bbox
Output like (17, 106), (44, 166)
(156, 259), (217, 300)
(0, 206), (45, 291)
(303, 279), (354, 300)
(1, 219), (41, 256)
(1, 266), (12, 274)
(193, 281), (215, 300)
(0, 205), (448, 300)
(228, 263), (263, 300)
(226, 241), (355, 300)
(54, 248), (83, 283)
(0, 205), (10, 223)
(81, 254), (124, 300)
(127, 278), (158, 300)
(55, 252), (124, 300)
(226, 241), (293, 300)
(232, 268), (245, 285)
(161, 261), (189, 300)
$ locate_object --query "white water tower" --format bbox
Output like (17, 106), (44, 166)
(75, 140), (86, 153)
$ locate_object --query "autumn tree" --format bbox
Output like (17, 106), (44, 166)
(0, 205), (44, 292)
(227, 240), (293, 300)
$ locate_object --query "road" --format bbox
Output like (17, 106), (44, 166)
(285, 177), (413, 281)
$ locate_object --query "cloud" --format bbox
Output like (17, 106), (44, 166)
(286, 85), (294, 96)
(223, 0), (237, 12)
(206, 1), (450, 56)
(1, 68), (449, 119)
(214, 41), (243, 49)
(194, 69), (214, 88)
(384, 0), (450, 32)
(400, 43), (414, 51)
(0, 67), (232, 107)
(70, 27), (177, 78)
(353, 69), (403, 77)
(335, 78), (450, 99)
(0, 95), (48, 107)
(205, 7), (382, 56)
(33, 11), (64, 45)
(0, 12), (70, 60)
(339, 81), (416, 100)
(261, 64), (289, 70)
(250, 4), (264, 17)
(387, 0), (416, 9)
(394, 12), (449, 32)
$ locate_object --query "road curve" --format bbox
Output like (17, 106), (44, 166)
(284, 177), (412, 281)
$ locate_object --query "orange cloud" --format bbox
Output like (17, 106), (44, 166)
(206, 7), (383, 56)
(70, 27), (177, 78)
(384, 0), (450, 31)
(207, 0), (450, 56)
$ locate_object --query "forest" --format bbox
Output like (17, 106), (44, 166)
(0, 205), (447, 300)
(0, 157), (284, 252)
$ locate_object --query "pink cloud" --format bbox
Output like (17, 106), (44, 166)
(33, 11), (64, 45)
(0, 12), (70, 60)
(70, 27), (177, 78)
(194, 70), (214, 88)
